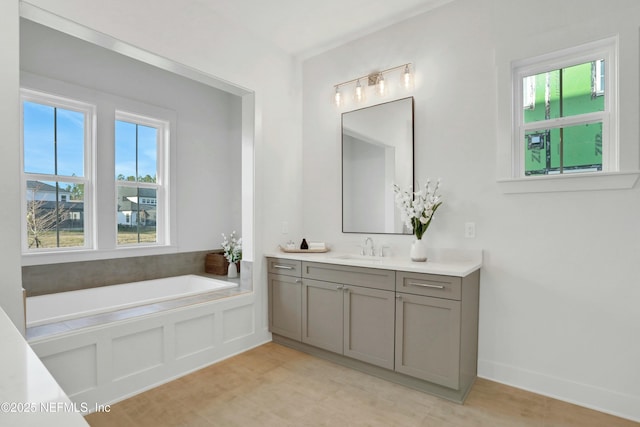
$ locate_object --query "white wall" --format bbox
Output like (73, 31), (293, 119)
(302, 0), (640, 421)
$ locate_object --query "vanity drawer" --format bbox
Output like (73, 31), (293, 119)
(267, 258), (302, 277)
(396, 272), (461, 300)
(302, 262), (395, 292)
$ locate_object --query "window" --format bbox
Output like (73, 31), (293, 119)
(21, 89), (94, 251)
(115, 111), (168, 246)
(512, 39), (617, 177)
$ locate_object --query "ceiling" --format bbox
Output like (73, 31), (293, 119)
(194, 0), (453, 58)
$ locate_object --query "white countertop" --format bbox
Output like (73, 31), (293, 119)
(265, 248), (482, 277)
(0, 308), (89, 426)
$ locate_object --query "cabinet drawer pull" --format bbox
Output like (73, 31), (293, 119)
(407, 282), (445, 289)
(273, 264), (294, 270)
(295, 279), (302, 283)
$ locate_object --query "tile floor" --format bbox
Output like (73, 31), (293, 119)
(84, 342), (639, 427)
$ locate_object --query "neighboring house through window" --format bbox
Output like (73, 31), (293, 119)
(21, 88), (171, 255)
(21, 89), (93, 251)
(115, 111), (167, 246)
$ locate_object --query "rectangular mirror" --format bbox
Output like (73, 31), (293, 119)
(342, 97), (414, 234)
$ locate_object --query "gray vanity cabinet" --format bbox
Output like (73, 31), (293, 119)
(395, 270), (480, 392)
(302, 262), (395, 370)
(267, 256), (480, 403)
(267, 258), (303, 341)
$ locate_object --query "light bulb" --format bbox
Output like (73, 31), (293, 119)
(333, 86), (343, 107)
(354, 79), (365, 103)
(376, 73), (386, 97)
(402, 64), (414, 90)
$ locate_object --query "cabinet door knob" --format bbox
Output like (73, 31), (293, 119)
(343, 287), (349, 293)
(295, 279), (302, 283)
(336, 285), (344, 290)
(395, 294), (402, 300)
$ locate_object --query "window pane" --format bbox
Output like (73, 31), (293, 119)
(24, 103), (85, 177)
(137, 125), (157, 182)
(23, 102), (55, 174)
(56, 109), (85, 177)
(563, 122), (602, 171)
(524, 123), (602, 175)
(524, 60), (605, 124)
(26, 180), (85, 248)
(117, 185), (157, 245)
(115, 121), (158, 182)
(115, 120), (137, 181)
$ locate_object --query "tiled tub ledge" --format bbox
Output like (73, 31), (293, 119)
(26, 275), (250, 341)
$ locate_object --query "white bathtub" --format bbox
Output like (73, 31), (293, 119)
(26, 274), (237, 327)
(27, 263), (266, 414)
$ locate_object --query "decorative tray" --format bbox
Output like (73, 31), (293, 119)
(279, 245), (330, 253)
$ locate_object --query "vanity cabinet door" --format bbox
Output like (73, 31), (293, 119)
(268, 273), (302, 341)
(343, 285), (395, 370)
(302, 279), (344, 354)
(395, 293), (461, 389)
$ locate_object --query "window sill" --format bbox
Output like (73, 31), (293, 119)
(497, 171), (640, 194)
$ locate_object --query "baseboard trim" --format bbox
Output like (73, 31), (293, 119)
(478, 359), (640, 423)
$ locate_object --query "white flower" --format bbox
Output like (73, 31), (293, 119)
(221, 231), (242, 263)
(393, 179), (443, 240)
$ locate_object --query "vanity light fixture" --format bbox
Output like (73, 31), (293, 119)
(354, 79), (365, 103)
(334, 86), (344, 107)
(402, 64), (414, 90)
(376, 72), (386, 97)
(333, 62), (413, 107)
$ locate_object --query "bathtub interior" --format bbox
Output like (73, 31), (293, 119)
(26, 275), (238, 328)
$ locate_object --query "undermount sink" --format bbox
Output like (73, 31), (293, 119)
(331, 254), (382, 262)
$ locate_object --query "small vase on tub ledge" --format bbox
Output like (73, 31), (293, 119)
(221, 231), (242, 278)
(394, 179), (443, 262)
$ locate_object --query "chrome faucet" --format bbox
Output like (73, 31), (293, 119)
(363, 237), (374, 256)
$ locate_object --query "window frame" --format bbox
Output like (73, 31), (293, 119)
(511, 38), (618, 178)
(115, 110), (170, 248)
(20, 88), (96, 253)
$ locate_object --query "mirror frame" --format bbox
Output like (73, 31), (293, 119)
(341, 96), (414, 235)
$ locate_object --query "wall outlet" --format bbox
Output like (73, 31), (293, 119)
(464, 222), (476, 238)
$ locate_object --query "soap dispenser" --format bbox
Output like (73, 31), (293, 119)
(300, 238), (309, 250)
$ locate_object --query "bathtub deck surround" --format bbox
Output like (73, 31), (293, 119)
(26, 269), (251, 341)
(266, 250), (481, 403)
(26, 261), (263, 411)
(27, 275), (239, 328)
